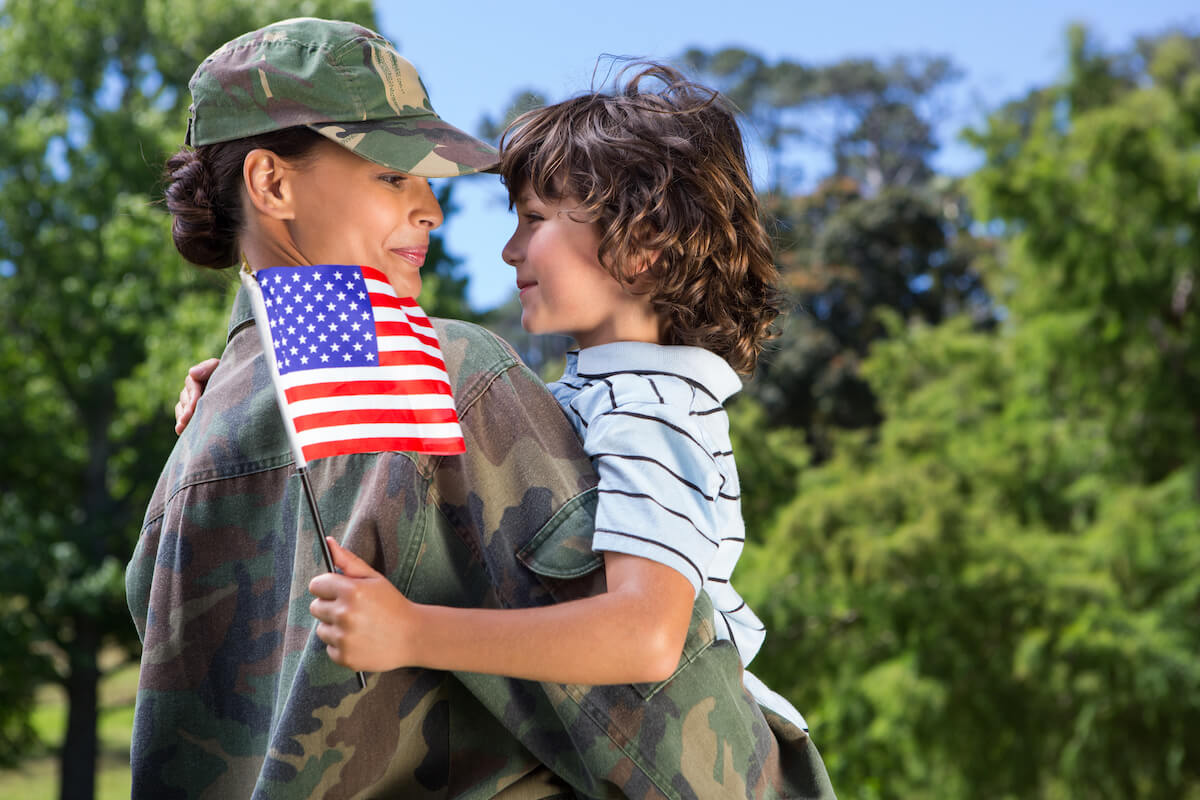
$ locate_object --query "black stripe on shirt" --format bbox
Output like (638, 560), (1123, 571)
(717, 601), (766, 630)
(593, 529), (706, 587)
(598, 410), (714, 462)
(576, 369), (722, 404)
(591, 451), (715, 501)
(568, 402), (589, 429)
(597, 488), (719, 545)
(646, 376), (664, 404)
(716, 608), (766, 633)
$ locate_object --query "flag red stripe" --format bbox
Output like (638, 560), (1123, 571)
(292, 407), (461, 432)
(302, 436), (465, 460)
(284, 379), (453, 403)
(378, 349), (446, 370)
(374, 318), (439, 344)
(370, 292), (429, 313)
(359, 265), (392, 284)
(376, 328), (440, 351)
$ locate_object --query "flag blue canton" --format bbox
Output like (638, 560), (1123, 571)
(257, 265), (381, 375)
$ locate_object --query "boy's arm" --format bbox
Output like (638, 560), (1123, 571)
(174, 357), (220, 434)
(309, 538), (695, 685)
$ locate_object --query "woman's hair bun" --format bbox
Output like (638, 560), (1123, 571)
(164, 147), (239, 269)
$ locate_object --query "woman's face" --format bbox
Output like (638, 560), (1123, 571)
(283, 140), (444, 298)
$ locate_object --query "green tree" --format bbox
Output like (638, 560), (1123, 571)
(684, 47), (991, 455)
(0, 2), (495, 798)
(751, 176), (990, 452)
(739, 25), (1200, 798)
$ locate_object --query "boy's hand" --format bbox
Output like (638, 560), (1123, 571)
(308, 537), (416, 672)
(174, 357), (220, 434)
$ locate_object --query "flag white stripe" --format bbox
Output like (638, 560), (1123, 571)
(289, 393), (458, 416)
(372, 306), (437, 333)
(376, 337), (446, 360)
(277, 364), (452, 389)
(296, 421), (465, 447)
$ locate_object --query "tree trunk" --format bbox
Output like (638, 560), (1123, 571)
(58, 620), (99, 800)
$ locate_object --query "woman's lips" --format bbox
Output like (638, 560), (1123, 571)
(393, 248), (428, 267)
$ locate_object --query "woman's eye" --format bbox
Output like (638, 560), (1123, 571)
(524, 213), (544, 223)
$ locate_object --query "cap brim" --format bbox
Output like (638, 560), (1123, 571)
(309, 115), (499, 178)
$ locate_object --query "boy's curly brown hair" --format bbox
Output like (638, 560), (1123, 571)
(499, 62), (782, 375)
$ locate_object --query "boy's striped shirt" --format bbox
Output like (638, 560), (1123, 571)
(547, 342), (767, 668)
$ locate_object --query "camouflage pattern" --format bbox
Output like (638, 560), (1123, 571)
(186, 18), (498, 177)
(126, 288), (836, 799)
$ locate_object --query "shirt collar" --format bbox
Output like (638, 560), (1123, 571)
(569, 341), (742, 402)
(228, 285), (256, 343)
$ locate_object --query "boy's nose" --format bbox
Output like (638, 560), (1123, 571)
(501, 236), (522, 267)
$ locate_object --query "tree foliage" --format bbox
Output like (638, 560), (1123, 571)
(739, 26), (1200, 798)
(680, 48), (991, 456)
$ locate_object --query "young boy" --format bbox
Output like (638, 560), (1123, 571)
(309, 61), (810, 731)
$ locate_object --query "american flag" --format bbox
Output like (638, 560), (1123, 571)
(240, 264), (465, 465)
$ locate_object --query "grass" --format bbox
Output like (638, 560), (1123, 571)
(0, 652), (137, 800)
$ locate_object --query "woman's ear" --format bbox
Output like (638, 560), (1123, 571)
(242, 149), (295, 220)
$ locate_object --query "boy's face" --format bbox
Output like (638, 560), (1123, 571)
(502, 190), (659, 348)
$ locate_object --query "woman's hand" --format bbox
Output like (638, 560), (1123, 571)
(174, 357), (220, 434)
(308, 537), (417, 672)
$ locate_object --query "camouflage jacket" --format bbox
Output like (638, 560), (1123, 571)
(126, 288), (835, 799)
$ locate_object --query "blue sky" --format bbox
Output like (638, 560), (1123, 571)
(377, 0), (1199, 310)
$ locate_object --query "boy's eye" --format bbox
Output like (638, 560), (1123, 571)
(382, 173), (408, 187)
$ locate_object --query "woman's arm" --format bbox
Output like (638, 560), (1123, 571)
(309, 537), (695, 685)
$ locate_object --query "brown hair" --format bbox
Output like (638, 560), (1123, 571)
(499, 62), (782, 374)
(163, 127), (327, 268)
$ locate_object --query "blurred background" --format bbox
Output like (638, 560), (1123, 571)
(2, 1), (1198, 798)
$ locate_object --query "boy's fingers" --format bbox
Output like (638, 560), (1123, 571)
(327, 537), (378, 579)
(174, 363), (215, 435)
(309, 573), (344, 599)
(174, 402), (191, 435)
(188, 357), (221, 382)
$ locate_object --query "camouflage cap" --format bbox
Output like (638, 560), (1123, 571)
(186, 17), (498, 178)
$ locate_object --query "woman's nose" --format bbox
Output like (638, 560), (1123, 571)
(412, 179), (444, 230)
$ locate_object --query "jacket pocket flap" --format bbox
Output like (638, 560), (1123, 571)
(517, 488), (603, 579)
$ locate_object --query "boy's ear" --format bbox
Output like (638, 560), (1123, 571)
(631, 221), (663, 275)
(242, 149), (296, 220)
(630, 248), (661, 276)
(624, 249), (662, 292)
